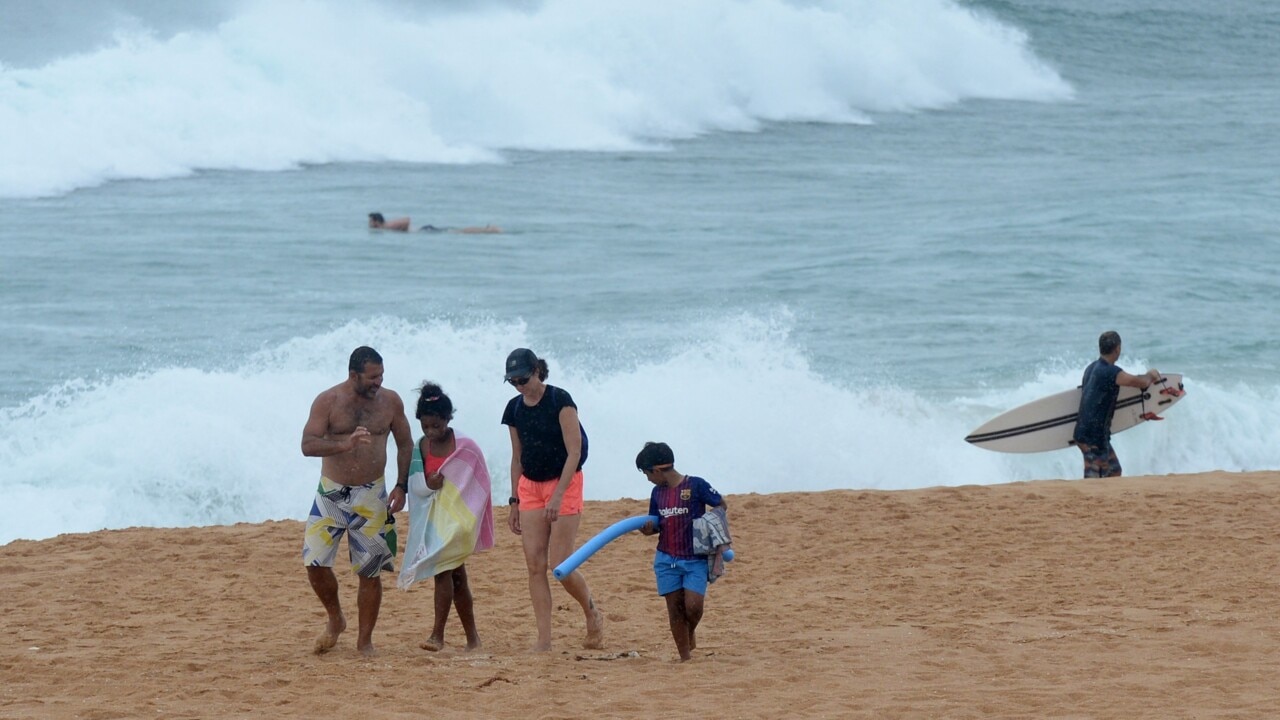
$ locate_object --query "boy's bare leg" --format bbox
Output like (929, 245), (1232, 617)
(665, 591), (693, 661)
(684, 591), (705, 651)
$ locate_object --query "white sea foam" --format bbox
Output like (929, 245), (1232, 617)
(2, 316), (1275, 544)
(0, 0), (1072, 198)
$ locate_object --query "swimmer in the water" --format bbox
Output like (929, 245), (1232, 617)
(368, 213), (502, 234)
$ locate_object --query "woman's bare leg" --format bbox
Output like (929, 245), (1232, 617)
(520, 509), (554, 651)
(547, 514), (605, 648)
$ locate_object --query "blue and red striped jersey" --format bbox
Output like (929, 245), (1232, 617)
(649, 475), (723, 558)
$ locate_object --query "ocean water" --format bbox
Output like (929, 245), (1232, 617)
(1, 0), (1277, 545)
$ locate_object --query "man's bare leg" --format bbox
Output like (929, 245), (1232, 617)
(307, 566), (347, 654)
(356, 574), (382, 657)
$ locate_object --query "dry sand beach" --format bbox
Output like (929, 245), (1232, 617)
(3, 471), (1278, 719)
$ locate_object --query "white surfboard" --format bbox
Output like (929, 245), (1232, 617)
(965, 374), (1185, 454)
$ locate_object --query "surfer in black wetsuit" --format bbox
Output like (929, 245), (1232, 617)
(1073, 330), (1162, 478)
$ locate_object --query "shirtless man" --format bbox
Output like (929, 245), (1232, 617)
(301, 346), (412, 656)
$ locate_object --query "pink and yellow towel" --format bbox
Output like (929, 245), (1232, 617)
(397, 434), (495, 589)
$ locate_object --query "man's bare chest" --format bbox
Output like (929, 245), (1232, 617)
(329, 399), (392, 435)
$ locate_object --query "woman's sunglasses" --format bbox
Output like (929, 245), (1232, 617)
(508, 375), (531, 386)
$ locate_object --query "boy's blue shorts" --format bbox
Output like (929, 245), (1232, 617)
(654, 550), (708, 596)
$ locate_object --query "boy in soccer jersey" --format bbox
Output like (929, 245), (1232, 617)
(636, 442), (728, 662)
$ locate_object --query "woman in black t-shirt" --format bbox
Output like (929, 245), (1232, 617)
(501, 348), (604, 652)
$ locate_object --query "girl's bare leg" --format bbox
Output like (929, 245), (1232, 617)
(421, 570), (454, 651)
(452, 566), (481, 650)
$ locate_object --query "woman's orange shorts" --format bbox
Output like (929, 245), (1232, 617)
(517, 471), (584, 515)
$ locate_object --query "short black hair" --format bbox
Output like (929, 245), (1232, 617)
(635, 441), (675, 472)
(368, 212), (385, 223)
(349, 346), (383, 373)
(1098, 330), (1122, 356)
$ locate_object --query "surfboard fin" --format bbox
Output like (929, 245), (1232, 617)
(1160, 386), (1185, 398)
(1140, 412), (1164, 421)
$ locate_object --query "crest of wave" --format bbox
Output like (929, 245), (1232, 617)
(4, 313), (1274, 546)
(0, 0), (1072, 197)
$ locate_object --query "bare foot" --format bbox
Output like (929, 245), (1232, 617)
(313, 613), (346, 655)
(530, 641), (552, 653)
(357, 642), (378, 658)
(583, 607), (606, 650)
(419, 635), (444, 652)
(465, 636), (482, 652)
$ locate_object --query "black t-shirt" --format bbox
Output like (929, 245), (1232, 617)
(1073, 358), (1123, 446)
(501, 385), (588, 481)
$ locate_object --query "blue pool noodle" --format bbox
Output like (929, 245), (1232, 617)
(553, 514), (734, 580)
